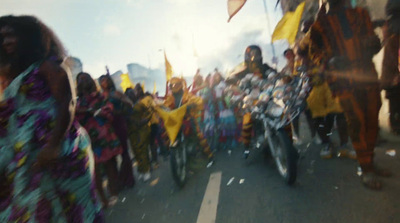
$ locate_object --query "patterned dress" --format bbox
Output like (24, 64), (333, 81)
(76, 92), (122, 163)
(0, 62), (103, 222)
(104, 91), (135, 187)
(213, 81), (237, 148)
(198, 87), (217, 149)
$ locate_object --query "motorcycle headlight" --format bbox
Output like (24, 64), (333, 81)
(267, 102), (284, 118)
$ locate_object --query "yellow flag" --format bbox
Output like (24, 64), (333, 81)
(155, 105), (187, 143)
(272, 2), (305, 45)
(120, 73), (134, 92)
(164, 51), (173, 81)
(227, 0), (247, 22)
(153, 81), (157, 94)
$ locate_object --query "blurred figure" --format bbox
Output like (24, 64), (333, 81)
(281, 48), (296, 76)
(125, 85), (152, 181)
(308, 0), (390, 189)
(198, 74), (217, 151)
(227, 45), (277, 158)
(0, 15), (103, 222)
(76, 72), (123, 208)
(381, 0), (400, 135)
(283, 48), (316, 145)
(190, 69), (205, 95)
(98, 75), (135, 189)
(164, 77), (214, 164)
(211, 70), (237, 152)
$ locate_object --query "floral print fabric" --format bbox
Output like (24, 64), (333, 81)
(76, 92), (122, 163)
(0, 62), (103, 223)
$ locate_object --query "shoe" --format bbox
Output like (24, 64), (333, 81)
(320, 144), (333, 159)
(206, 159), (214, 168)
(143, 172), (151, 182)
(337, 143), (357, 159)
(243, 150), (250, 159)
(361, 172), (382, 190)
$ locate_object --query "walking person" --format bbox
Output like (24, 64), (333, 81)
(76, 72), (123, 208)
(211, 70), (237, 152)
(308, 0), (391, 189)
(125, 85), (153, 181)
(99, 75), (135, 189)
(0, 15), (103, 222)
(381, 0), (400, 135)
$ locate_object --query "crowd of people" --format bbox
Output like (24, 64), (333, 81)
(0, 0), (399, 221)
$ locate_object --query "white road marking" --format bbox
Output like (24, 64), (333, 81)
(196, 171), (222, 223)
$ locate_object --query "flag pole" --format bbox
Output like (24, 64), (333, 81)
(262, 0), (278, 68)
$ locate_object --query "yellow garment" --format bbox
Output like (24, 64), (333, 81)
(138, 95), (159, 125)
(120, 74), (134, 92)
(272, 2), (305, 45)
(155, 105), (187, 143)
(162, 77), (204, 143)
(129, 96), (153, 134)
(150, 113), (160, 125)
(307, 81), (343, 118)
(243, 112), (251, 124)
(128, 99), (151, 173)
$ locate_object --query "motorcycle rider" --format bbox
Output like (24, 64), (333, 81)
(227, 45), (277, 158)
(164, 77), (214, 164)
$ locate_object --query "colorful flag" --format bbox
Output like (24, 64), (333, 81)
(120, 73), (134, 92)
(271, 1), (305, 45)
(164, 51), (173, 82)
(155, 105), (187, 143)
(227, 0), (247, 22)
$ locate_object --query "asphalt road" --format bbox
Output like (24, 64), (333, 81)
(105, 119), (400, 223)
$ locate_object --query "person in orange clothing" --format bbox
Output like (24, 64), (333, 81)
(164, 77), (214, 164)
(307, 0), (391, 190)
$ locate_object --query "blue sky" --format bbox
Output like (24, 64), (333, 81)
(1, 0), (286, 78)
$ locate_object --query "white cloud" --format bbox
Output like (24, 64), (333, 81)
(103, 24), (121, 36)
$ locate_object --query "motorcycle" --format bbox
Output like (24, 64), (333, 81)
(169, 119), (200, 188)
(156, 103), (209, 188)
(234, 68), (310, 185)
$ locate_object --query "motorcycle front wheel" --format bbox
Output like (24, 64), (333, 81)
(269, 129), (298, 185)
(170, 144), (188, 188)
